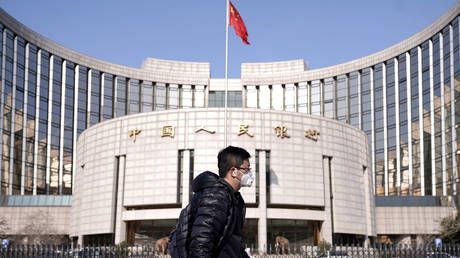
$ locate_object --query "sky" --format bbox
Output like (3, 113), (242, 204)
(0, 0), (456, 78)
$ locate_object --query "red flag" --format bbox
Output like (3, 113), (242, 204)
(229, 1), (250, 45)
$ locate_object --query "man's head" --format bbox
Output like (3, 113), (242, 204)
(217, 146), (251, 178)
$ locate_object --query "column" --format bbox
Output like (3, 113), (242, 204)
(321, 156), (333, 244)
(258, 150), (267, 254)
(72, 65), (79, 194)
(182, 150), (191, 208)
(370, 67), (376, 192)
(115, 155), (127, 244)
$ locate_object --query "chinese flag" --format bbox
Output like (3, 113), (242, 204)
(229, 1), (250, 45)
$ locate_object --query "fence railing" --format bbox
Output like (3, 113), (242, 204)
(0, 243), (460, 257)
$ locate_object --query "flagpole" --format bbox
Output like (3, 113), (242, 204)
(224, 0), (229, 147)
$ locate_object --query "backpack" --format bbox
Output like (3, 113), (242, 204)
(169, 187), (235, 258)
(169, 203), (193, 258)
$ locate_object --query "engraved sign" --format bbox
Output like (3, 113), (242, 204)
(238, 124), (254, 137)
(128, 129), (141, 142)
(161, 126), (175, 138)
(305, 129), (320, 141)
(274, 126), (290, 138)
(195, 125), (216, 134)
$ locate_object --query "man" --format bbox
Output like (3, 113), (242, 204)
(188, 146), (253, 258)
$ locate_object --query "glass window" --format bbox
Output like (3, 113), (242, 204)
(208, 91), (224, 107)
(421, 41), (432, 196)
(181, 85), (193, 109)
(311, 80), (321, 116)
(432, 34), (443, 196)
(77, 66), (88, 136)
(442, 25), (453, 195)
(399, 54), (409, 195)
(298, 82), (308, 114)
(128, 79), (140, 114)
(154, 82), (166, 110)
(323, 78), (335, 119)
(24, 44), (38, 195)
(11, 37), (26, 194)
(102, 73), (114, 120)
(227, 91), (242, 108)
(336, 75), (348, 123)
(141, 81), (153, 113)
(349, 72), (360, 127)
(89, 70), (101, 126)
(453, 18), (460, 197)
(115, 77), (127, 117)
(373, 64), (385, 196)
(63, 61), (75, 195)
(285, 84), (296, 112)
(168, 84), (179, 109)
(386, 60), (397, 195)
(410, 47), (421, 196)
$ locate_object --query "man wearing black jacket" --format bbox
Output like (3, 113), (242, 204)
(188, 146), (253, 258)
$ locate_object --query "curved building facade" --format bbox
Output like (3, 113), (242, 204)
(71, 109), (373, 247)
(0, 0), (458, 247)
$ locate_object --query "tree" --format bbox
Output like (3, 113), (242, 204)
(439, 213), (460, 243)
(0, 216), (10, 238)
(21, 209), (67, 245)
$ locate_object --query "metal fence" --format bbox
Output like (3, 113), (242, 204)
(1, 243), (460, 257)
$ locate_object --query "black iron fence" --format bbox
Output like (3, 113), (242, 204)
(0, 243), (460, 257)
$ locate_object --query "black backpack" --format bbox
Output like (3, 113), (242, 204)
(169, 190), (234, 258)
(169, 203), (194, 258)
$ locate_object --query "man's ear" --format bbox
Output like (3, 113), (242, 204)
(231, 167), (237, 177)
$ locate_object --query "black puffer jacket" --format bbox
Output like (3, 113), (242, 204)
(187, 171), (248, 258)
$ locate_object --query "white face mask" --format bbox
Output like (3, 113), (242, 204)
(234, 169), (254, 187)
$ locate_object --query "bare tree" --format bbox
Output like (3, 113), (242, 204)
(439, 213), (460, 244)
(0, 216), (10, 238)
(21, 209), (67, 245)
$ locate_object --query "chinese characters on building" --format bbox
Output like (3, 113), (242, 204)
(161, 125), (175, 138)
(128, 129), (141, 142)
(274, 126), (290, 138)
(155, 124), (319, 141)
(238, 124), (254, 137)
(305, 129), (320, 141)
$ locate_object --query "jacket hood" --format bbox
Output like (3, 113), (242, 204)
(192, 171), (222, 192)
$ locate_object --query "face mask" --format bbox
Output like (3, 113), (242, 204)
(236, 170), (254, 187)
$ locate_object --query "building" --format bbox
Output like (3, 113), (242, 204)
(0, 0), (458, 249)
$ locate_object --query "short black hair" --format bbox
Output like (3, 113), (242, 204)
(217, 146), (251, 178)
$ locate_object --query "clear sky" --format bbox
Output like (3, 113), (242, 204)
(0, 0), (456, 78)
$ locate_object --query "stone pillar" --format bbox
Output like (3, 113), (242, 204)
(77, 235), (83, 247)
(258, 151), (267, 254)
(182, 150), (191, 208)
(115, 155), (127, 244)
(321, 156), (333, 244)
